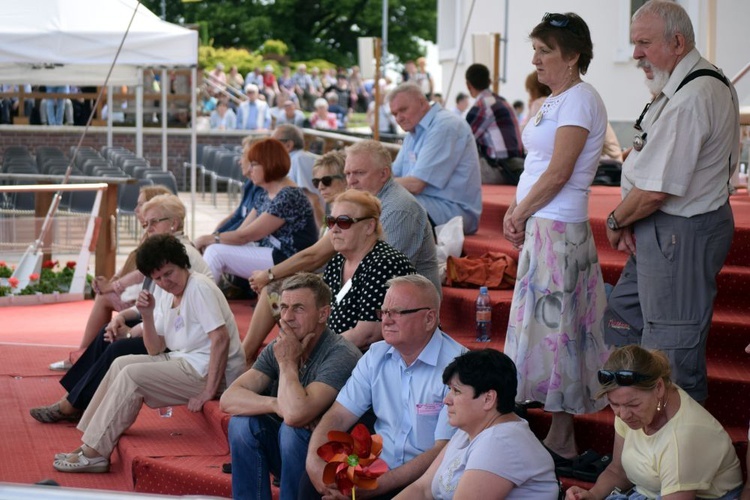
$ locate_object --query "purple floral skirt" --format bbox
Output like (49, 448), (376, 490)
(504, 217), (611, 414)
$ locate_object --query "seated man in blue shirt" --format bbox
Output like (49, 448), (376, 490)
(220, 273), (361, 500)
(304, 274), (466, 499)
(236, 84), (271, 131)
(389, 82), (482, 234)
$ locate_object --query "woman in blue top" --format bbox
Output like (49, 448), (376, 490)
(196, 138), (318, 284)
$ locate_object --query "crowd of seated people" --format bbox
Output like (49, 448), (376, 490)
(196, 63), (383, 132)
(0, 85), (100, 125)
(26, 27), (750, 496)
(28, 126), (750, 499)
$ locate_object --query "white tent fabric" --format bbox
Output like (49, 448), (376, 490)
(0, 0), (197, 85)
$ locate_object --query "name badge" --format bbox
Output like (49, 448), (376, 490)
(408, 151), (417, 166)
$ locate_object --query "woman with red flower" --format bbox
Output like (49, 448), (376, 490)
(395, 350), (559, 499)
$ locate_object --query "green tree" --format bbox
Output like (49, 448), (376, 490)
(141, 0), (435, 67)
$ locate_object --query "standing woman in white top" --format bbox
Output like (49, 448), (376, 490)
(502, 12), (611, 463)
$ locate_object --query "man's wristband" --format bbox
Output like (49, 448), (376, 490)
(213, 231), (221, 244)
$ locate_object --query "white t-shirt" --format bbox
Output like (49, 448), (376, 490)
(431, 420), (559, 499)
(517, 82), (607, 222)
(152, 272), (244, 385)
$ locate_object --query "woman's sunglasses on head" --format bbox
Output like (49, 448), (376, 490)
(597, 370), (651, 386)
(543, 12), (570, 28)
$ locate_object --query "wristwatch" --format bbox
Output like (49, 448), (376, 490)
(266, 268), (275, 282)
(213, 231), (221, 244)
(607, 211), (620, 231)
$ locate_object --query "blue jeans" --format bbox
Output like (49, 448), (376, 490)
(228, 414), (311, 500)
(46, 85), (69, 125)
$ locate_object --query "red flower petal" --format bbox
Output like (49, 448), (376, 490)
(327, 430), (354, 444)
(351, 423), (372, 457)
(317, 441), (352, 461)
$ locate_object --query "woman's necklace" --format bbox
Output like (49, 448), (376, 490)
(534, 78), (582, 126)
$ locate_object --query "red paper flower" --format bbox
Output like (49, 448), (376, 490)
(29, 273), (40, 281)
(317, 423), (388, 497)
(8, 277), (19, 288)
(66, 261), (76, 269)
(42, 260), (57, 269)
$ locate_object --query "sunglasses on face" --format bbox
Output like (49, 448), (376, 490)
(375, 307), (431, 320)
(324, 215), (374, 230)
(597, 370), (651, 386)
(543, 12), (570, 28)
(312, 175), (345, 188)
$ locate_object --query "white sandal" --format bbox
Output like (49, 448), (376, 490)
(53, 451), (109, 473)
(49, 360), (72, 371)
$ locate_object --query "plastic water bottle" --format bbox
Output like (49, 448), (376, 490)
(476, 286), (492, 342)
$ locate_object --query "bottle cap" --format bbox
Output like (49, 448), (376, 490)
(480, 286), (488, 293)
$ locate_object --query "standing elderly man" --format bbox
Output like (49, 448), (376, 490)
(389, 82), (482, 234)
(243, 140), (442, 362)
(603, 1), (739, 403)
(303, 275), (466, 499)
(220, 273), (361, 500)
(236, 84), (271, 131)
(464, 63), (525, 185)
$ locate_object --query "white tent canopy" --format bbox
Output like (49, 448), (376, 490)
(0, 0), (200, 235)
(0, 0), (197, 85)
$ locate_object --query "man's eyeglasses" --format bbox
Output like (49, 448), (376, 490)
(312, 175), (345, 189)
(325, 215), (374, 230)
(375, 307), (431, 320)
(142, 217), (171, 229)
(543, 12), (570, 28)
(597, 370), (652, 387)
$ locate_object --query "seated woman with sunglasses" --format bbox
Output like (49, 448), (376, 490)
(195, 138), (318, 286)
(566, 345), (742, 500)
(31, 194), (213, 423)
(321, 190), (415, 347)
(311, 151), (347, 235)
(241, 190), (415, 362)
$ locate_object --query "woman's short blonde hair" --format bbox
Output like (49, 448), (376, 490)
(140, 185), (171, 201)
(141, 194), (186, 231)
(332, 190), (383, 239)
(313, 151), (346, 177)
(597, 345), (672, 398)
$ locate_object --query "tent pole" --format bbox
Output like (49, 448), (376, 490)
(190, 66), (197, 238)
(107, 86), (113, 147)
(136, 67), (144, 157)
(161, 68), (168, 171)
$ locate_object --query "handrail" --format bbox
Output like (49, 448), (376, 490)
(0, 179), (121, 277)
(0, 182), (108, 193)
(0, 174), (134, 184)
(202, 71), (245, 107)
